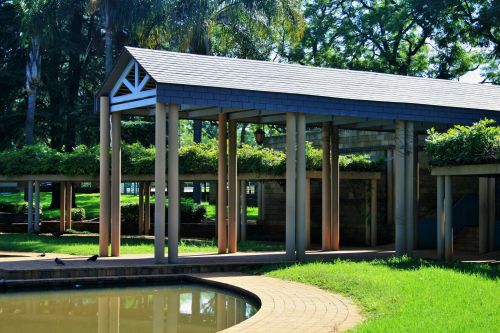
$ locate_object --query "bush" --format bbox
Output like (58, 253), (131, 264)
(122, 143), (155, 175)
(60, 145), (100, 176)
(425, 119), (500, 166)
(0, 144), (60, 175)
(120, 198), (206, 224)
(0, 202), (28, 214)
(71, 208), (86, 221)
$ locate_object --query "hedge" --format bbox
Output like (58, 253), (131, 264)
(0, 141), (384, 176)
(121, 198), (206, 224)
(425, 119), (500, 166)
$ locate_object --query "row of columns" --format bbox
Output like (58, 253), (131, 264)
(26, 180), (40, 233)
(59, 181), (73, 233)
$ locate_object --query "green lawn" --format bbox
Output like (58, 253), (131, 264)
(263, 258), (500, 333)
(0, 233), (283, 255)
(0, 192), (258, 220)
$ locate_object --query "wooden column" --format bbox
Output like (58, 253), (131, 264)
(65, 182), (72, 231)
(479, 177), (488, 254)
(228, 120), (238, 253)
(240, 180), (247, 242)
(138, 182), (145, 235)
(394, 120), (406, 255)
(444, 175), (453, 261)
(387, 150), (394, 225)
(306, 177), (311, 249)
(99, 96), (110, 256)
(321, 123), (331, 250)
(436, 176), (445, 260)
(370, 179), (378, 247)
(59, 182), (66, 233)
(34, 180), (40, 233)
(488, 178), (496, 252)
(286, 112), (297, 259)
(296, 113), (307, 261)
(145, 182), (151, 235)
(154, 102), (166, 263)
(217, 112), (228, 254)
(405, 121), (414, 255)
(330, 124), (340, 250)
(111, 112), (121, 257)
(168, 103), (180, 263)
(27, 181), (33, 234)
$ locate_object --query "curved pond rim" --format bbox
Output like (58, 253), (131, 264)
(0, 273), (262, 310)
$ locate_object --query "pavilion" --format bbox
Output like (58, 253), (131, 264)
(96, 47), (500, 264)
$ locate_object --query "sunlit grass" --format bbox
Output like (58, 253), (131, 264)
(262, 258), (500, 333)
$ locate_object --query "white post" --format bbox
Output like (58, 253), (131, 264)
(27, 181), (33, 234)
(34, 181), (40, 233)
(394, 120), (406, 255)
(286, 112), (297, 260)
(321, 123), (331, 250)
(371, 179), (377, 247)
(217, 112), (228, 254)
(479, 177), (488, 254)
(228, 120), (238, 253)
(405, 121), (414, 255)
(240, 180), (247, 242)
(99, 96), (110, 256)
(488, 178), (496, 252)
(306, 177), (311, 249)
(444, 175), (453, 261)
(330, 124), (340, 250)
(436, 176), (445, 260)
(296, 113), (307, 261)
(154, 102), (166, 263)
(110, 112), (121, 257)
(168, 104), (180, 263)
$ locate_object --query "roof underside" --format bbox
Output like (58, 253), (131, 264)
(97, 47), (500, 132)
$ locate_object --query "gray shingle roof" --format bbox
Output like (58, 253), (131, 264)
(125, 47), (500, 112)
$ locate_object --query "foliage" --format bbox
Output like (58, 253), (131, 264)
(71, 207), (86, 221)
(0, 141), (383, 176)
(121, 120), (155, 146)
(425, 119), (500, 166)
(0, 202), (29, 214)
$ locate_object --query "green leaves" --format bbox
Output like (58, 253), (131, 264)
(425, 119), (500, 166)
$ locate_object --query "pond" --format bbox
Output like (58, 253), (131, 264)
(0, 283), (259, 333)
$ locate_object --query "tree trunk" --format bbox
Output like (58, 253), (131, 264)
(104, 0), (113, 75)
(25, 91), (36, 145)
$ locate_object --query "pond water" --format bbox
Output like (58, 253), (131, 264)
(0, 284), (258, 333)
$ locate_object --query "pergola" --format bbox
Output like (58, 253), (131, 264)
(96, 47), (500, 264)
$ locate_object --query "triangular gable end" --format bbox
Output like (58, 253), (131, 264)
(109, 60), (157, 112)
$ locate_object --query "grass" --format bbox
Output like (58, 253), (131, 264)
(0, 233), (283, 255)
(0, 192), (258, 220)
(261, 257), (500, 333)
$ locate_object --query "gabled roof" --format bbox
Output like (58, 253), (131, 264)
(109, 46), (500, 112)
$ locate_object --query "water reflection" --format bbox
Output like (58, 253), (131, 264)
(0, 284), (257, 333)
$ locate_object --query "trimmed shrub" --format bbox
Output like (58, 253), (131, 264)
(121, 198), (207, 224)
(60, 145), (100, 176)
(0, 202), (28, 214)
(425, 119), (500, 166)
(71, 208), (86, 221)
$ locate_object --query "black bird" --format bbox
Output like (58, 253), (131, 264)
(37, 253), (46, 257)
(55, 258), (65, 266)
(52, 231), (63, 237)
(86, 255), (98, 262)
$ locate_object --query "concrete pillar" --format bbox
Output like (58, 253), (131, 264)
(394, 120), (406, 255)
(99, 96), (111, 256)
(306, 177), (311, 249)
(154, 102), (166, 263)
(145, 182), (151, 235)
(436, 176), (445, 260)
(217, 112), (228, 254)
(138, 182), (144, 235)
(240, 180), (247, 242)
(228, 120), (238, 253)
(488, 178), (496, 252)
(296, 113), (307, 261)
(371, 179), (378, 247)
(365, 182), (371, 246)
(110, 112), (121, 257)
(444, 175), (453, 261)
(34, 181), (40, 233)
(168, 103), (180, 263)
(479, 177), (488, 254)
(330, 124), (340, 250)
(286, 112), (297, 259)
(405, 121), (414, 255)
(27, 181), (33, 233)
(387, 150), (394, 224)
(321, 123), (331, 250)
(59, 182), (66, 233)
(65, 182), (72, 230)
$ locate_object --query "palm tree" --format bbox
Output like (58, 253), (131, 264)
(24, 36), (40, 145)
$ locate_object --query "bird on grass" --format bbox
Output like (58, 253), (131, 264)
(86, 255), (98, 262)
(37, 253), (46, 257)
(55, 258), (65, 266)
